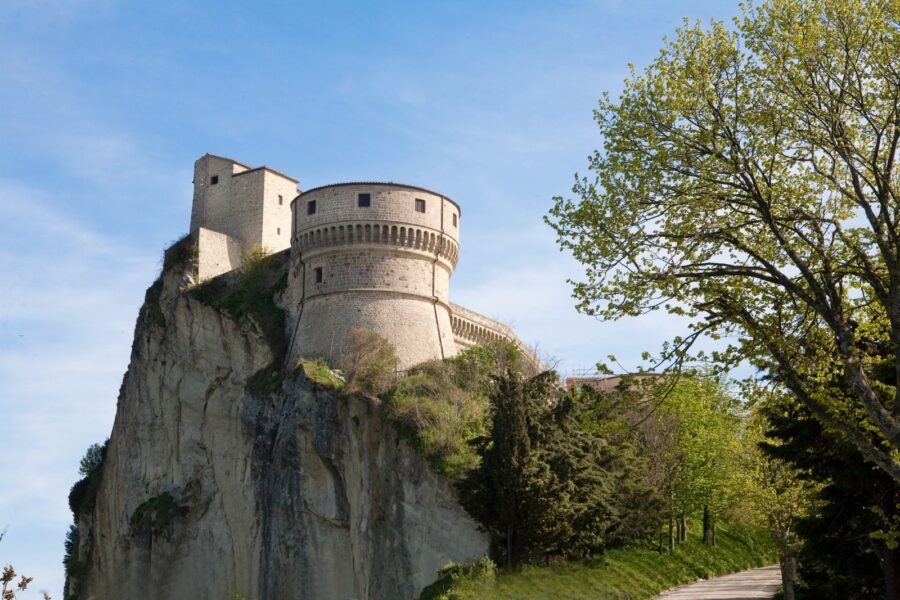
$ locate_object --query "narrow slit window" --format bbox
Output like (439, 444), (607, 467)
(278, 195), (283, 206)
(452, 213), (458, 227)
(307, 200), (317, 215)
(415, 198), (426, 213)
(210, 175), (219, 185)
(277, 227), (281, 235)
(314, 267), (323, 283)
(358, 193), (371, 207)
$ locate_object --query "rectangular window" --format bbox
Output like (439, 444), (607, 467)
(415, 198), (426, 213)
(210, 175), (219, 185)
(278, 195), (283, 206)
(358, 193), (371, 207)
(452, 213), (458, 227)
(314, 267), (323, 283)
(277, 227), (281, 235)
(307, 200), (317, 215)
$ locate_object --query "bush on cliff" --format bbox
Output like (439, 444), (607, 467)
(191, 245), (288, 359)
(64, 440), (109, 600)
(339, 329), (398, 397)
(382, 341), (524, 480)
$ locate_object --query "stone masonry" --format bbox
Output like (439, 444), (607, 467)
(188, 154), (530, 369)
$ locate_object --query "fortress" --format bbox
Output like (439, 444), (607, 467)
(189, 153), (529, 369)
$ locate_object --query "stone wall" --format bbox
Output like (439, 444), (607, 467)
(450, 303), (541, 367)
(292, 183), (460, 247)
(291, 292), (455, 369)
(195, 227), (243, 281)
(288, 184), (462, 369)
(190, 154), (296, 268)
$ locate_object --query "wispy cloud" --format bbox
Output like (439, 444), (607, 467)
(0, 181), (157, 597)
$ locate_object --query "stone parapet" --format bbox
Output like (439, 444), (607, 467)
(296, 220), (458, 268)
(449, 303), (518, 348)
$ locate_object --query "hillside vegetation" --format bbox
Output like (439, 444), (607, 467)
(380, 343), (785, 598)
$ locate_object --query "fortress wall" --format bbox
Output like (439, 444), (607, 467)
(295, 222), (458, 271)
(449, 303), (540, 367)
(259, 171), (296, 252)
(191, 155), (296, 260)
(302, 250), (450, 303)
(293, 184), (460, 246)
(292, 293), (455, 369)
(190, 155), (249, 236)
(195, 227), (243, 281)
(288, 183), (462, 369)
(226, 169), (266, 246)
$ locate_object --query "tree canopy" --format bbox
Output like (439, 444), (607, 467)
(547, 0), (900, 482)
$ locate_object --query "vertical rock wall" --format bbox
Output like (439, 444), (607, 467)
(75, 259), (488, 600)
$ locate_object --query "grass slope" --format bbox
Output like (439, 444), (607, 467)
(422, 522), (776, 600)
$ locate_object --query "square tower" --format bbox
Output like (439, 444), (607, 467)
(190, 154), (299, 280)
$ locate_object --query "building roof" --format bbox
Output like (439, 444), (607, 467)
(203, 153), (252, 169)
(203, 153), (299, 184)
(232, 165), (300, 184)
(293, 182), (462, 215)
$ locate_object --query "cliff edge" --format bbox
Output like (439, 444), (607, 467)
(67, 244), (488, 600)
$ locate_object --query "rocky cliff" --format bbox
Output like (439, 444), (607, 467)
(68, 246), (488, 600)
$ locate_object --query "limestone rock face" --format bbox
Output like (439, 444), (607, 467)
(78, 263), (488, 600)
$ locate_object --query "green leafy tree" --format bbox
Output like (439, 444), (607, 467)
(760, 382), (900, 599)
(461, 371), (661, 567)
(634, 375), (743, 548)
(546, 0), (900, 482)
(461, 371), (553, 567)
(741, 399), (820, 600)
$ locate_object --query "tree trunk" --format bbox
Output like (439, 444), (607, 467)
(506, 522), (514, 569)
(702, 505), (715, 545)
(876, 541), (898, 600)
(780, 554), (796, 600)
(668, 513), (675, 551)
(678, 513), (687, 542)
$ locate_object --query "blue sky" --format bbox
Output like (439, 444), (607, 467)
(1, 0), (740, 596)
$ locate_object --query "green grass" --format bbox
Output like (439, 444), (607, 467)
(421, 522), (777, 600)
(298, 357), (344, 389)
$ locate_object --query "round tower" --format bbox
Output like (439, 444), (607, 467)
(287, 183), (461, 369)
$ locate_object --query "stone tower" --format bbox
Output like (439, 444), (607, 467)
(190, 154), (298, 280)
(286, 183), (461, 369)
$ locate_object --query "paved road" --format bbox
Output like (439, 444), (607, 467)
(653, 565), (782, 599)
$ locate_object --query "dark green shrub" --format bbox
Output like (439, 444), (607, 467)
(68, 440), (108, 518)
(162, 234), (196, 271)
(131, 492), (181, 535)
(247, 364), (284, 394)
(141, 278), (166, 328)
